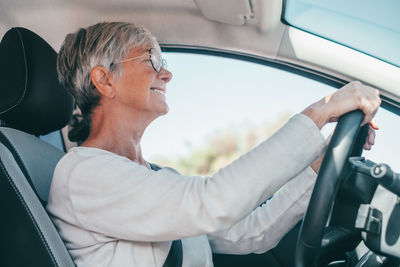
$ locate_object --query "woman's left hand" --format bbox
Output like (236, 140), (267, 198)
(363, 121), (378, 150)
(311, 123), (377, 172)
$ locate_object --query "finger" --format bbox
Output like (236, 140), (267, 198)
(355, 85), (380, 125)
(368, 127), (376, 145)
(360, 97), (380, 126)
(361, 103), (375, 126)
(370, 119), (379, 130)
(363, 142), (371, 150)
(363, 126), (376, 151)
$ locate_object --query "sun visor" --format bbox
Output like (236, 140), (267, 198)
(194, 0), (254, 26)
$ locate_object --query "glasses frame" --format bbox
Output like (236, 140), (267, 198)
(111, 48), (167, 72)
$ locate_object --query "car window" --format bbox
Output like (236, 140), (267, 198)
(284, 0), (400, 67)
(142, 52), (400, 175)
(40, 130), (65, 151)
(363, 108), (400, 172)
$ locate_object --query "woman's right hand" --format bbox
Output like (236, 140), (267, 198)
(302, 81), (381, 129)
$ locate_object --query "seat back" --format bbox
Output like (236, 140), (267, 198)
(0, 27), (75, 266)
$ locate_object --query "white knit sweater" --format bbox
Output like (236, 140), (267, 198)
(46, 113), (326, 267)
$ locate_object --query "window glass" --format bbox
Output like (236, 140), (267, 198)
(142, 53), (400, 175)
(363, 109), (400, 172)
(284, 0), (400, 67)
(40, 130), (65, 151)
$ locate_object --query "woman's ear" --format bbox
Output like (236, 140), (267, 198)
(90, 66), (115, 99)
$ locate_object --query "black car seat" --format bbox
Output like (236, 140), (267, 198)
(0, 27), (75, 266)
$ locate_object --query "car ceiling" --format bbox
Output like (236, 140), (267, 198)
(1, 0), (400, 108)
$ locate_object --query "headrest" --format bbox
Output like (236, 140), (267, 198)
(0, 27), (74, 135)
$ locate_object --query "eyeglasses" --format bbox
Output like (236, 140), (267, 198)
(112, 48), (167, 72)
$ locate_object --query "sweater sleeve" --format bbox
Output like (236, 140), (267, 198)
(63, 114), (326, 242)
(208, 167), (316, 254)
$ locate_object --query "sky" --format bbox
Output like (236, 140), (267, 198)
(141, 52), (400, 172)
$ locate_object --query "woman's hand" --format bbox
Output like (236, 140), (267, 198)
(311, 123), (377, 172)
(363, 124), (376, 150)
(302, 81), (381, 129)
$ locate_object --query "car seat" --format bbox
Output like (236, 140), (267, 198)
(0, 27), (75, 266)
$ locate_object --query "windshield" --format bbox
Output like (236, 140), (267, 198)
(284, 0), (400, 68)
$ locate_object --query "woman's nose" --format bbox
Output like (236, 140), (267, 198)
(158, 67), (173, 83)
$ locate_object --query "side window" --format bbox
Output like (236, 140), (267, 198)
(363, 108), (400, 172)
(40, 130), (65, 151)
(142, 53), (400, 175)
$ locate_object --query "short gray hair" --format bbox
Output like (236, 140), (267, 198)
(57, 22), (159, 125)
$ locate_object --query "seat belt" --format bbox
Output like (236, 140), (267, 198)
(149, 163), (183, 267)
(163, 240), (183, 267)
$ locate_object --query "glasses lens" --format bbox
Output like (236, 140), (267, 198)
(149, 49), (160, 72)
(161, 59), (167, 70)
(149, 49), (168, 72)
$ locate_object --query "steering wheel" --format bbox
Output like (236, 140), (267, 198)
(295, 110), (370, 267)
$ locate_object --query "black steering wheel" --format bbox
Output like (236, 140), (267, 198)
(295, 110), (370, 267)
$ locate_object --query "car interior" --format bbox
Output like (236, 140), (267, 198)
(0, 29), (299, 267)
(0, 27), (75, 266)
(0, 0), (399, 266)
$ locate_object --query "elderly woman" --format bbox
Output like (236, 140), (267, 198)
(47, 22), (380, 267)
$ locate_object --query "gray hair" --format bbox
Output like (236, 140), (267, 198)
(57, 22), (159, 125)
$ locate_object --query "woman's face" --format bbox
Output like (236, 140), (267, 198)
(113, 45), (172, 118)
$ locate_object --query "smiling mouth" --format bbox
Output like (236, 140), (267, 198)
(150, 88), (166, 95)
